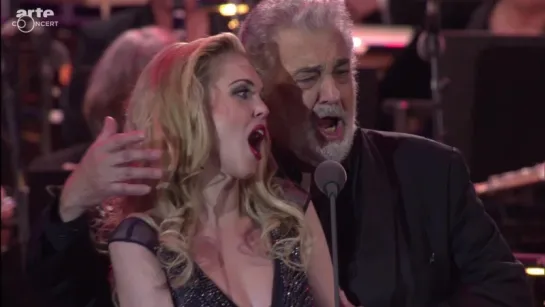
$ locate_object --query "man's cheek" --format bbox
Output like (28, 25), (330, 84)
(340, 87), (356, 110)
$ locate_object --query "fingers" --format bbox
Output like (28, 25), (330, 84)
(112, 167), (163, 182)
(96, 116), (118, 141)
(109, 149), (162, 166)
(108, 183), (152, 196)
(101, 131), (146, 153)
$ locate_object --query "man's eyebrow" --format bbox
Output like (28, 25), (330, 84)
(293, 65), (322, 75)
(334, 58), (351, 68)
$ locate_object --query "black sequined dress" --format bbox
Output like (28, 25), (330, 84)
(109, 181), (314, 307)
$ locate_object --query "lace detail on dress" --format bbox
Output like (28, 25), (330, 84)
(273, 229), (313, 307)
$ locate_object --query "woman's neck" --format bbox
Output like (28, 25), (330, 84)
(490, 1), (545, 36)
(200, 170), (239, 227)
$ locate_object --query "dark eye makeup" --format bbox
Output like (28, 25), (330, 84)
(231, 83), (253, 100)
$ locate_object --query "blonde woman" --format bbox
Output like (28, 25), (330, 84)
(104, 33), (339, 307)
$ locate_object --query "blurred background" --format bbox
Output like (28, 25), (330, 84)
(1, 0), (544, 306)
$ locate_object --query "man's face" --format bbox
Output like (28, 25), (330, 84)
(265, 28), (357, 165)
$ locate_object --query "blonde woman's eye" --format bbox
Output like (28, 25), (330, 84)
(234, 89), (251, 100)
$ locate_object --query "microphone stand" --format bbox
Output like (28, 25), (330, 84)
(326, 184), (341, 307)
(417, 0), (447, 142)
(314, 161), (346, 307)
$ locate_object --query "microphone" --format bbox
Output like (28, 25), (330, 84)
(315, 160), (347, 198)
(314, 160), (347, 307)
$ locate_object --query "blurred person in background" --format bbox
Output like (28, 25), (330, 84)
(60, 0), (208, 148)
(29, 27), (179, 172)
(468, 0), (545, 35)
(26, 26), (177, 307)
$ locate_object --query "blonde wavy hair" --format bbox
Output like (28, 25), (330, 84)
(96, 32), (311, 289)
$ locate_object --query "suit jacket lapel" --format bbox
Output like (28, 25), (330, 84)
(348, 130), (399, 306)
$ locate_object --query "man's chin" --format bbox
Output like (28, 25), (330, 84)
(317, 142), (352, 162)
(287, 124), (356, 166)
(294, 137), (353, 166)
(317, 125), (356, 162)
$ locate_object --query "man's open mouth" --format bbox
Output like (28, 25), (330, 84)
(247, 125), (267, 160)
(314, 115), (344, 141)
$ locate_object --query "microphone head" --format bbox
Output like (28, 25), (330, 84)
(314, 160), (347, 196)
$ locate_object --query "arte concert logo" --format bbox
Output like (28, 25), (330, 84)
(12, 9), (59, 33)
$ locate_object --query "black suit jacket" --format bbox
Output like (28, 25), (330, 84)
(305, 130), (530, 306)
(28, 143), (89, 173)
(26, 130), (532, 307)
(61, 7), (155, 147)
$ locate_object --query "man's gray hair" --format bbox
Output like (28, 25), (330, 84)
(238, 0), (354, 75)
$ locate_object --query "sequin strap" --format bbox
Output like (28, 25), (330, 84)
(108, 217), (159, 254)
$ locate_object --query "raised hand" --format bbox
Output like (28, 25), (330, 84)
(59, 117), (163, 222)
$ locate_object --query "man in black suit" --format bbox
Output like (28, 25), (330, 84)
(240, 0), (532, 306)
(28, 1), (532, 307)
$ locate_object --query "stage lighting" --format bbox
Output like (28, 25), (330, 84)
(218, 3), (249, 17)
(526, 267), (545, 276)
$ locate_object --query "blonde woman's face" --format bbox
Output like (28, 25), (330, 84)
(210, 53), (269, 179)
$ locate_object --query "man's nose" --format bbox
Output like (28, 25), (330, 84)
(318, 75), (341, 104)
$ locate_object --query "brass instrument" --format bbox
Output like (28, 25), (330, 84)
(475, 162), (545, 195)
